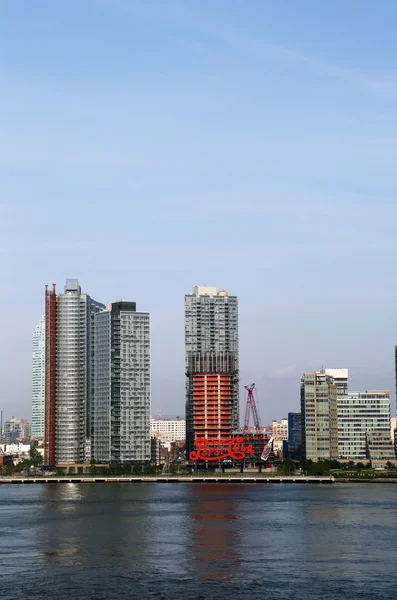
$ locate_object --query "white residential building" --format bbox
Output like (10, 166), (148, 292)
(32, 316), (45, 438)
(272, 418), (288, 452)
(150, 418), (186, 443)
(54, 279), (104, 464)
(338, 391), (392, 459)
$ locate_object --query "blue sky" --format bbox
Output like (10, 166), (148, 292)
(1, 0), (397, 424)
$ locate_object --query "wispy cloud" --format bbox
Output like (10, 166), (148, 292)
(104, 0), (397, 96)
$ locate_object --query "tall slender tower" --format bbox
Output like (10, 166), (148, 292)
(300, 370), (338, 461)
(32, 316), (45, 438)
(92, 301), (151, 464)
(44, 280), (105, 466)
(185, 286), (239, 457)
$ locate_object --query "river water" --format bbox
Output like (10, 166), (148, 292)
(1, 483), (396, 600)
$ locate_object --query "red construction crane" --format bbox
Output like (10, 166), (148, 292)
(244, 383), (261, 431)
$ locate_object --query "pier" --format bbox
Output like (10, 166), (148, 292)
(0, 475), (335, 484)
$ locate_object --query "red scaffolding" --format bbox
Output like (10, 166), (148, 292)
(44, 284), (57, 466)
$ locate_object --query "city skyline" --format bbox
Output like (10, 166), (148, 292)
(2, 3), (397, 598)
(2, 277), (397, 425)
(2, 1), (397, 423)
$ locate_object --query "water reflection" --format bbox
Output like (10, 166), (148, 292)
(2, 483), (397, 599)
(299, 486), (397, 585)
(187, 485), (241, 582)
(39, 484), (151, 569)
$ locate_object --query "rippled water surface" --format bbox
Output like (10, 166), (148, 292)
(1, 483), (397, 599)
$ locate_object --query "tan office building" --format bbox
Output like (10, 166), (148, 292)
(301, 370), (338, 461)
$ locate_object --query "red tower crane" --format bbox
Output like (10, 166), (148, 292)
(244, 383), (261, 431)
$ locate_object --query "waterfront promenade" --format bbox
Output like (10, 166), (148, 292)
(0, 475), (335, 484)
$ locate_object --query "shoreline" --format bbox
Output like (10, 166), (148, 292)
(0, 475), (335, 484)
(2, 476), (397, 484)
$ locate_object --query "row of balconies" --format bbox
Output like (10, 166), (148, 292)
(193, 395), (231, 398)
(194, 417), (231, 421)
(193, 386), (231, 390)
(194, 416), (231, 420)
(193, 393), (230, 397)
(193, 380), (232, 383)
(194, 419), (230, 423)
(193, 405), (231, 410)
(193, 402), (231, 405)
(193, 382), (231, 385)
(193, 402), (231, 406)
(194, 420), (231, 425)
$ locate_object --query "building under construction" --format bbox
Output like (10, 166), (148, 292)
(185, 286), (239, 457)
(231, 429), (272, 466)
(187, 382), (274, 469)
(232, 384), (273, 466)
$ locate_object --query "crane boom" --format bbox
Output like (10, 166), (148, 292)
(244, 383), (260, 431)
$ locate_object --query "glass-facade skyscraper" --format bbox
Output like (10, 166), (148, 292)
(32, 316), (45, 438)
(44, 279), (105, 466)
(282, 412), (302, 459)
(185, 286), (239, 457)
(288, 412), (302, 445)
(92, 301), (151, 464)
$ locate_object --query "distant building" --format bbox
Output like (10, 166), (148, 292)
(32, 316), (45, 438)
(338, 391), (392, 460)
(301, 370), (338, 461)
(19, 419), (31, 441)
(283, 412), (302, 459)
(271, 418), (288, 453)
(150, 418), (186, 443)
(288, 413), (302, 445)
(2, 443), (31, 458)
(3, 418), (31, 444)
(4, 418), (20, 444)
(150, 437), (162, 466)
(185, 286), (239, 458)
(92, 301), (151, 465)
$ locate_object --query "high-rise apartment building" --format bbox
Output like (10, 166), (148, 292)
(282, 412), (302, 459)
(338, 391), (392, 459)
(324, 368), (348, 398)
(185, 286), (239, 457)
(4, 417), (31, 444)
(44, 280), (105, 466)
(4, 417), (19, 444)
(92, 302), (150, 464)
(19, 419), (31, 441)
(301, 370), (338, 461)
(288, 412), (302, 446)
(32, 316), (45, 438)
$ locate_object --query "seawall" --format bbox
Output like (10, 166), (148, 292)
(0, 475), (335, 484)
